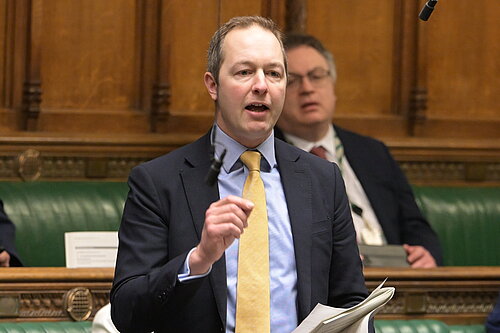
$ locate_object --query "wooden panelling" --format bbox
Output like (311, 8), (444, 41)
(415, 0), (500, 138)
(37, 0), (144, 132)
(365, 267), (500, 325)
(0, 0), (29, 133)
(220, 0), (263, 22)
(290, 0), (500, 139)
(0, 0), (7, 107)
(307, 1), (397, 118)
(161, 0), (219, 122)
(0, 1), (498, 176)
(41, 0), (137, 111)
(0, 267), (113, 322)
(1, 267), (499, 324)
(1, 134), (498, 185)
(424, 1), (500, 120)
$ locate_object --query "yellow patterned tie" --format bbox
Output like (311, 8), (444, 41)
(235, 150), (270, 333)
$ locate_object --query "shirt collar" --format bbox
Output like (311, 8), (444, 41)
(283, 124), (336, 157)
(213, 125), (276, 173)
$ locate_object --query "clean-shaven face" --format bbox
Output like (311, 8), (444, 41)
(204, 25), (286, 148)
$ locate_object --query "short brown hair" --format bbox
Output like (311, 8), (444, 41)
(207, 16), (287, 84)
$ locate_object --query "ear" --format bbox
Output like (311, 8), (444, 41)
(204, 72), (218, 101)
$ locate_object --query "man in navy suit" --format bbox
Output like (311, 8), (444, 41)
(275, 33), (442, 267)
(111, 16), (370, 333)
(487, 292), (500, 333)
(0, 200), (23, 267)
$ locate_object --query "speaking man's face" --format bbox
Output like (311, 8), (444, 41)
(205, 25), (286, 148)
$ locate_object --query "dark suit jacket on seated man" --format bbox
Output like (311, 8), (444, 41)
(275, 33), (442, 268)
(111, 16), (371, 333)
(0, 200), (23, 267)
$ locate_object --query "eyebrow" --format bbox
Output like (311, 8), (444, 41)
(288, 66), (328, 75)
(231, 61), (285, 71)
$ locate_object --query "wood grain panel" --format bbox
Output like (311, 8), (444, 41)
(424, 0), (500, 120)
(0, 0), (29, 133)
(1, 267), (499, 324)
(307, 0), (397, 117)
(219, 0), (262, 23)
(40, 0), (137, 111)
(160, 0), (217, 119)
(0, 0), (7, 107)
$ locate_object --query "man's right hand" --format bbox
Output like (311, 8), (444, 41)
(189, 195), (254, 275)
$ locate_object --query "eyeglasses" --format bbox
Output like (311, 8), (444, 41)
(287, 68), (331, 89)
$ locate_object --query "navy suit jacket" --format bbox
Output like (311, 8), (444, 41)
(0, 200), (23, 267)
(487, 292), (500, 333)
(275, 125), (443, 265)
(111, 132), (369, 333)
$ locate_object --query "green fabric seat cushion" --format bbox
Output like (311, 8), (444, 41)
(375, 319), (450, 333)
(449, 325), (486, 333)
(0, 321), (91, 333)
(0, 182), (128, 267)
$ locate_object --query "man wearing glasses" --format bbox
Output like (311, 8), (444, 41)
(275, 33), (442, 268)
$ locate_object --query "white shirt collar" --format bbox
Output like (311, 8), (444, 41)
(283, 125), (337, 158)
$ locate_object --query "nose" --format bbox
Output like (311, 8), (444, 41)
(299, 76), (314, 94)
(252, 71), (268, 95)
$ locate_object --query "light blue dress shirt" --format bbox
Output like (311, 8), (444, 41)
(214, 126), (298, 333)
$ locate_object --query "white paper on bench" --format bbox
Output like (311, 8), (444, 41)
(64, 231), (118, 268)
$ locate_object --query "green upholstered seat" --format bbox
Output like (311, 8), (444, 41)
(0, 321), (91, 332)
(449, 325), (486, 333)
(375, 320), (486, 333)
(413, 186), (500, 266)
(375, 319), (450, 333)
(1, 181), (499, 267)
(0, 181), (128, 267)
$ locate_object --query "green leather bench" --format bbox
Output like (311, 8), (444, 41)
(375, 320), (486, 333)
(0, 319), (485, 333)
(0, 182), (499, 267)
(413, 186), (500, 266)
(1, 182), (495, 333)
(0, 321), (91, 332)
(0, 181), (127, 267)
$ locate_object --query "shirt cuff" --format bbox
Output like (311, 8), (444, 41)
(178, 247), (212, 282)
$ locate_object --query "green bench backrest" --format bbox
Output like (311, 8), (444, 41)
(413, 186), (500, 266)
(0, 182), (128, 267)
(2, 181), (499, 267)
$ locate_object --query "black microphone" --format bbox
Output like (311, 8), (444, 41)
(205, 126), (227, 186)
(419, 0), (438, 21)
(205, 149), (226, 186)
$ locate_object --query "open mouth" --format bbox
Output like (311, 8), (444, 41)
(245, 103), (269, 112)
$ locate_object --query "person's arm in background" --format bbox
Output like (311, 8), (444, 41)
(383, 144), (443, 267)
(0, 200), (23, 267)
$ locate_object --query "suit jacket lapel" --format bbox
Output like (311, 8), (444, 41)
(180, 133), (228, 327)
(275, 140), (312, 321)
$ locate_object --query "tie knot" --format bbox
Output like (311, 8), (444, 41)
(240, 151), (261, 172)
(309, 146), (327, 160)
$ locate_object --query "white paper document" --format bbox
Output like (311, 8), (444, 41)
(292, 279), (394, 333)
(65, 231), (118, 268)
